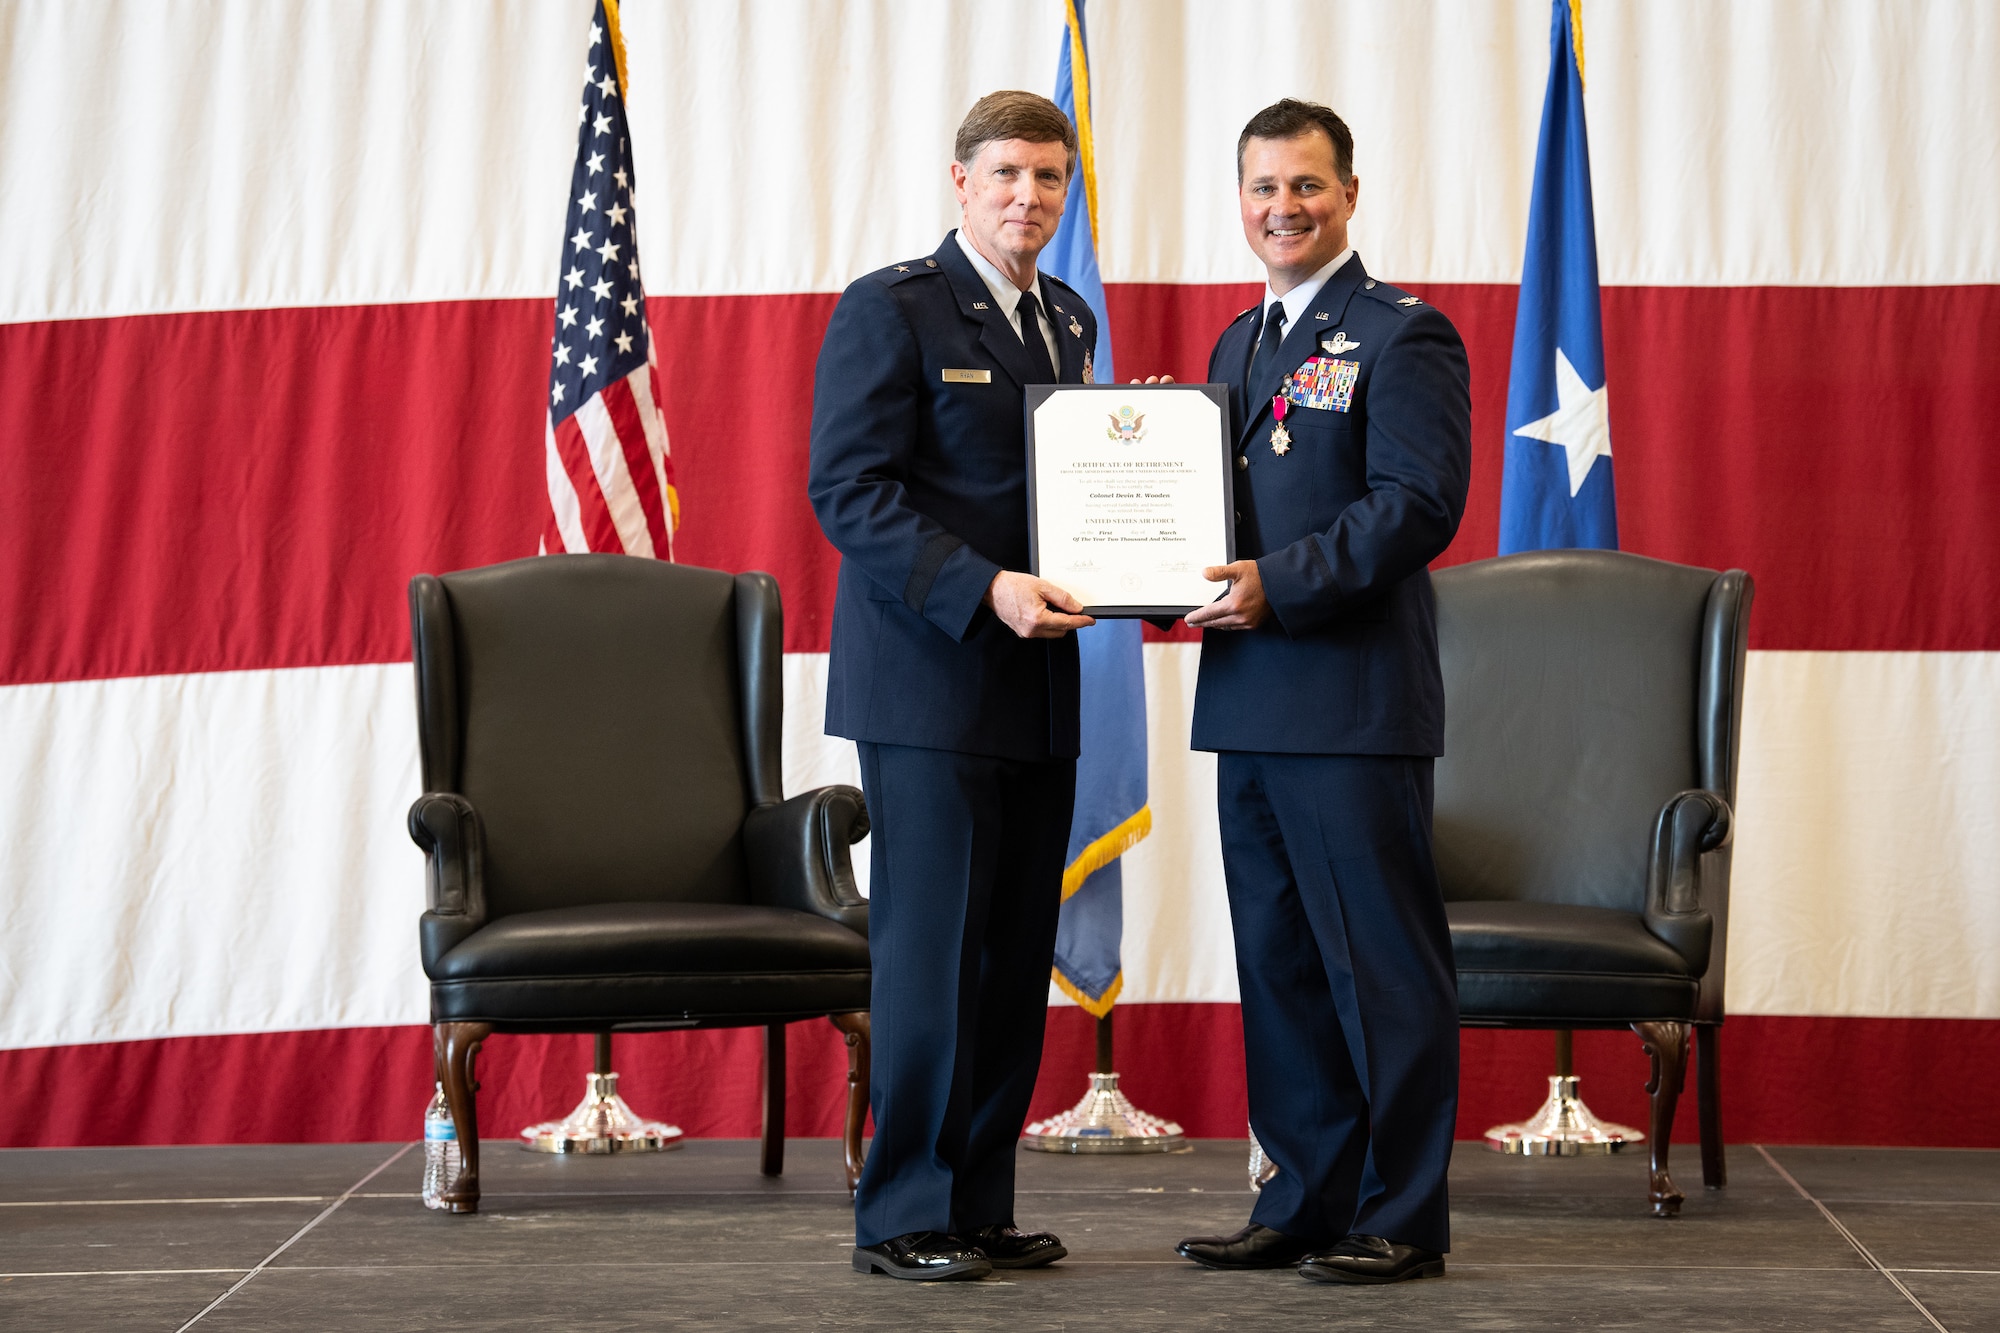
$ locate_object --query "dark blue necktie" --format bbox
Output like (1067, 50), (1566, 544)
(1245, 301), (1288, 396)
(1016, 289), (1058, 384)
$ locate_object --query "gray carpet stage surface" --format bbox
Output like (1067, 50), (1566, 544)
(2, 1138), (1992, 1330)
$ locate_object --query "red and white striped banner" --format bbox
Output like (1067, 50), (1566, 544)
(2, 0), (1996, 1147)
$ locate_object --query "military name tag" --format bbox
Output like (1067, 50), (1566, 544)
(941, 368), (992, 384)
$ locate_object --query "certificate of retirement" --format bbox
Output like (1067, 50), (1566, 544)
(1024, 383), (1235, 617)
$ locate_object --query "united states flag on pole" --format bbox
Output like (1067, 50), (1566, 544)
(544, 0), (678, 559)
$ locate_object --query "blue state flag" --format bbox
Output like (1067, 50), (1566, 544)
(1500, 0), (1617, 553)
(1046, 0), (1148, 1017)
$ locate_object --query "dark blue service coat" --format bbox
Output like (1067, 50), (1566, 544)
(1197, 253), (1472, 1252)
(1192, 253), (1471, 756)
(808, 233), (1099, 762)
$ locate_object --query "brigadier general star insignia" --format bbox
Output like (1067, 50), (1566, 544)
(894, 265), (909, 272)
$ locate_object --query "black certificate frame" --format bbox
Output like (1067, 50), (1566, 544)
(1023, 382), (1236, 618)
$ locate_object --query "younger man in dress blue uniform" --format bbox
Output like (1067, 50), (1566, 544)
(1173, 100), (1472, 1285)
(808, 92), (1100, 1282)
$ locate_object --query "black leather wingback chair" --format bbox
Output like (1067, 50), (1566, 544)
(407, 554), (872, 1214)
(1433, 549), (1752, 1216)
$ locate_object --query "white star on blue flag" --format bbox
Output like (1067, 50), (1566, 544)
(1500, 0), (1617, 552)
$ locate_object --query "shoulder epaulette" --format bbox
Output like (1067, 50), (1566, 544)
(1357, 278), (1425, 313)
(866, 258), (941, 286)
(1041, 271), (1084, 301)
(1040, 273), (1092, 319)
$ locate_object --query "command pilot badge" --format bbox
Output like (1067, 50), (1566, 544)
(1068, 316), (1084, 339)
(1321, 332), (1360, 355)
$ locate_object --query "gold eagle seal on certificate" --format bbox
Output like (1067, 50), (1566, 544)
(1106, 405), (1148, 442)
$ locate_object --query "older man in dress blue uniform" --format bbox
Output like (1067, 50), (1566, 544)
(808, 91), (1100, 1283)
(1171, 100), (1472, 1285)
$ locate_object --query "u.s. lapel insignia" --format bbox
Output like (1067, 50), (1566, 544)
(1397, 295), (1422, 306)
(1068, 317), (1084, 338)
(1083, 350), (1095, 384)
(972, 301), (989, 310)
(1322, 332), (1361, 355)
(1314, 311), (1330, 321)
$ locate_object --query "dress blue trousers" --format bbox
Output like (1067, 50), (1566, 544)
(1219, 751), (1459, 1253)
(852, 741), (1075, 1246)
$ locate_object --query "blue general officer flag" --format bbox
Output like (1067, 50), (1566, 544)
(1047, 0), (1148, 1017)
(1499, 0), (1617, 553)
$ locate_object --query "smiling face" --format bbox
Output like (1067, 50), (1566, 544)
(951, 137), (1071, 287)
(1238, 129), (1360, 295)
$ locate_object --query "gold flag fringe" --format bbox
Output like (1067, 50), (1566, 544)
(603, 0), (632, 95)
(1060, 803), (1151, 901)
(1052, 966), (1123, 1019)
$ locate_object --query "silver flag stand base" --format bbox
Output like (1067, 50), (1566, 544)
(1484, 1073), (1643, 1155)
(1246, 1128), (1280, 1190)
(520, 1068), (685, 1155)
(1023, 1072), (1184, 1154)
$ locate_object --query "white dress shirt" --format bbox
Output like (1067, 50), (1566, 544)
(954, 229), (1061, 370)
(1251, 247), (1355, 357)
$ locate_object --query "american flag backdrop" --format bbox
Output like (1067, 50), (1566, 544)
(544, 0), (678, 560)
(1, 1), (1998, 1151)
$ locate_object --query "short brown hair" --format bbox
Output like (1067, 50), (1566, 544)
(1237, 99), (1354, 184)
(954, 90), (1077, 179)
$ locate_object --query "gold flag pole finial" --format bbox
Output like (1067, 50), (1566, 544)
(1568, 0), (1584, 88)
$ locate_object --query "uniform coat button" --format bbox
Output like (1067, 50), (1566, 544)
(1235, 454), (1248, 471)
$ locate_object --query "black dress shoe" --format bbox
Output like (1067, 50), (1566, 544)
(1297, 1233), (1445, 1284)
(1175, 1222), (1317, 1270)
(963, 1223), (1067, 1269)
(852, 1231), (993, 1281)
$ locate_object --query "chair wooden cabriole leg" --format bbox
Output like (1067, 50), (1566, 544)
(828, 1012), (871, 1196)
(1631, 1020), (1691, 1217)
(434, 1021), (493, 1214)
(761, 1023), (787, 1177)
(1697, 1024), (1726, 1188)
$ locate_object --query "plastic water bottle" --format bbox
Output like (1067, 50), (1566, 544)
(421, 1084), (460, 1210)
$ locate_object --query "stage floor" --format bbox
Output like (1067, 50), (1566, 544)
(1, 1138), (1992, 1331)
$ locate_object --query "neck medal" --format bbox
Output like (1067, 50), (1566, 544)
(1269, 395), (1292, 455)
